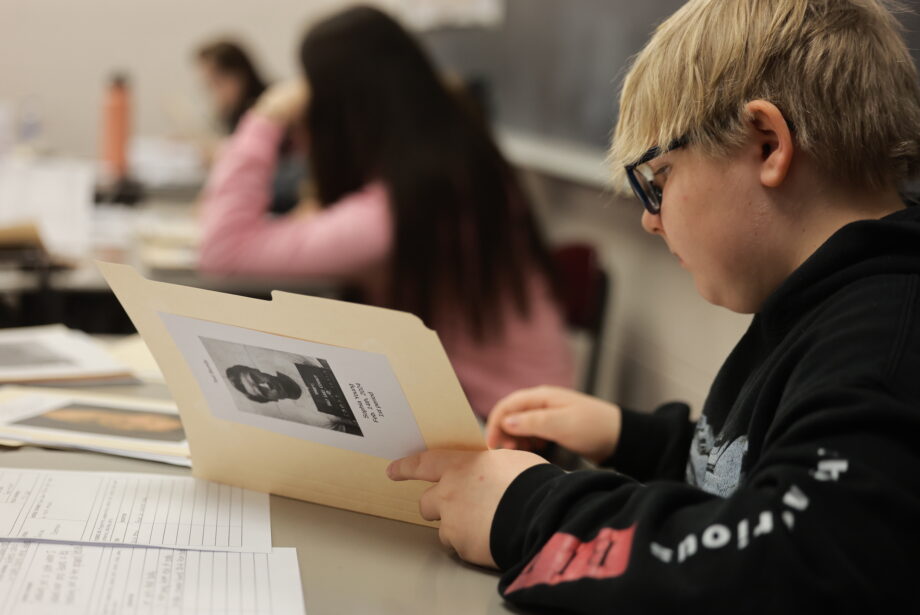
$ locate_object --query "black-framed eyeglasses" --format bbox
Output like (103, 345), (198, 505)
(625, 136), (687, 215)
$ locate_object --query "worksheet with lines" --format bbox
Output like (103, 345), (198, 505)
(0, 469), (271, 553)
(0, 542), (304, 615)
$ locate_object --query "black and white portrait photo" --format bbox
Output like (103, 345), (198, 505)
(160, 312), (426, 459)
(200, 337), (363, 436)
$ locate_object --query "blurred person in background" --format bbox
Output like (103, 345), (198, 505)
(196, 39), (304, 214)
(197, 6), (574, 418)
(196, 40), (267, 135)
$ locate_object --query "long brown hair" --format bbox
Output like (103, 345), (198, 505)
(300, 7), (555, 338)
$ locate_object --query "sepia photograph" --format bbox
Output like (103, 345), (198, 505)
(13, 403), (186, 442)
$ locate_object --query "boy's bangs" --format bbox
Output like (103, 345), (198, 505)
(609, 0), (920, 196)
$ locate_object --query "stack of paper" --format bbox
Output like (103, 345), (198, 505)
(0, 158), (94, 262)
(0, 468), (306, 614)
(0, 387), (188, 466)
(134, 207), (200, 272)
(0, 325), (135, 385)
(129, 136), (206, 189)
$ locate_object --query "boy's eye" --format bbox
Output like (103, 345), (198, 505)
(648, 165), (670, 193)
(653, 165), (671, 182)
(635, 160), (673, 205)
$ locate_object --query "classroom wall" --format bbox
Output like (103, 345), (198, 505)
(9, 1), (918, 158)
(424, 0), (686, 148)
(428, 1), (920, 149)
(0, 0), (331, 157)
(0, 0), (678, 156)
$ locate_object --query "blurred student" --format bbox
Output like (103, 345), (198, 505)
(198, 7), (574, 417)
(196, 40), (267, 135)
(387, 0), (920, 612)
(196, 39), (303, 214)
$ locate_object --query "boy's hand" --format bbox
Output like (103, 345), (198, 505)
(253, 79), (310, 126)
(486, 386), (623, 464)
(386, 449), (547, 568)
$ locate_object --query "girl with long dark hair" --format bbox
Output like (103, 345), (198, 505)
(198, 7), (573, 417)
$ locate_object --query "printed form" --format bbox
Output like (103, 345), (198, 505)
(0, 542), (305, 614)
(0, 469), (271, 553)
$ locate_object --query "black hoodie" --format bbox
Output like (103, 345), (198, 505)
(490, 205), (920, 613)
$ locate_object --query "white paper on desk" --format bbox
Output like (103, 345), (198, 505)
(0, 542), (304, 615)
(73, 447), (190, 466)
(0, 441), (192, 467)
(0, 325), (132, 384)
(0, 469), (271, 553)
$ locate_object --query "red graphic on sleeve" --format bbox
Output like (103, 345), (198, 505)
(505, 525), (637, 594)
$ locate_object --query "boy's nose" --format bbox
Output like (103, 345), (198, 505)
(641, 209), (663, 236)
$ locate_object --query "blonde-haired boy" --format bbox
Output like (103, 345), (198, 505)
(388, 0), (920, 611)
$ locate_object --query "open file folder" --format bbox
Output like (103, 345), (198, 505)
(98, 261), (485, 526)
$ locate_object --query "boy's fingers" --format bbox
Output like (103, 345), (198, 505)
(502, 408), (564, 441)
(419, 484), (442, 521)
(485, 402), (520, 448)
(438, 526), (453, 550)
(494, 435), (544, 452)
(386, 450), (463, 482)
(485, 418), (511, 449)
(487, 387), (559, 448)
(491, 387), (555, 419)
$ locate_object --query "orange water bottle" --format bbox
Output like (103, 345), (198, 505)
(102, 73), (129, 181)
(98, 72), (142, 204)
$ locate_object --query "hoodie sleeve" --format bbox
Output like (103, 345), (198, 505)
(492, 390), (920, 613)
(490, 296), (920, 613)
(598, 402), (694, 482)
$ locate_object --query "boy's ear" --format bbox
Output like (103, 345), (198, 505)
(745, 100), (794, 189)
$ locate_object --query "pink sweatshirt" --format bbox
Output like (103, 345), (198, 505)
(199, 112), (574, 417)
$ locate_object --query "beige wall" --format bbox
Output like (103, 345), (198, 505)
(0, 0), (357, 157)
(0, 0), (509, 158)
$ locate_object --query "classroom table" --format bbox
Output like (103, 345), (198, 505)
(0, 381), (520, 615)
(0, 201), (339, 298)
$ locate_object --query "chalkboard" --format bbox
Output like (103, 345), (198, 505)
(423, 0), (920, 151)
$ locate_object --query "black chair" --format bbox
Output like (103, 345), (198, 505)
(552, 243), (610, 396)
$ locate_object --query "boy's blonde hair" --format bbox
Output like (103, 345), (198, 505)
(610, 0), (920, 193)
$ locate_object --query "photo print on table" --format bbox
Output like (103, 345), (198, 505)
(13, 403), (186, 442)
(200, 338), (362, 436)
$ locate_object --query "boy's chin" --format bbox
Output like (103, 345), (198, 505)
(697, 280), (761, 315)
